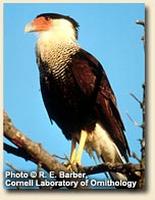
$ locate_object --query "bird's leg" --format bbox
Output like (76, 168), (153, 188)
(70, 139), (77, 163)
(66, 139), (77, 170)
(67, 131), (87, 171)
(75, 130), (87, 165)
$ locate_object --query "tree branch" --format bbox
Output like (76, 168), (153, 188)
(3, 111), (68, 175)
(4, 143), (33, 161)
(3, 111), (144, 189)
(83, 163), (143, 178)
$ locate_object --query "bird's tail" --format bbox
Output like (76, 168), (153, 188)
(85, 122), (128, 181)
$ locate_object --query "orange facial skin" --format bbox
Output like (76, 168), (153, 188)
(32, 16), (52, 31)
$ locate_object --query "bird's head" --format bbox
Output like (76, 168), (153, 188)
(25, 13), (79, 42)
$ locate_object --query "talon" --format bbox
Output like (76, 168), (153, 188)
(67, 163), (78, 172)
(66, 164), (73, 171)
(65, 162), (78, 172)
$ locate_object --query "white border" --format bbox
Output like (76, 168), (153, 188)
(1, 0), (155, 200)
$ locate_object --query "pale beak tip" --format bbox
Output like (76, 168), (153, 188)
(24, 23), (34, 33)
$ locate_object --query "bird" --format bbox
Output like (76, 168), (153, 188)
(25, 13), (130, 180)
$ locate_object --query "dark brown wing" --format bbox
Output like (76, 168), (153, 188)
(71, 48), (130, 161)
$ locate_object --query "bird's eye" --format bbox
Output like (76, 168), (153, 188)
(45, 16), (50, 21)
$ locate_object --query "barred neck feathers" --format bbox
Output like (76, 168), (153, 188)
(36, 31), (79, 63)
(36, 29), (80, 77)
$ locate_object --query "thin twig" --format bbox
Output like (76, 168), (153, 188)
(126, 112), (140, 127)
(52, 154), (68, 161)
(131, 152), (141, 163)
(136, 20), (145, 27)
(5, 161), (21, 172)
(130, 93), (142, 107)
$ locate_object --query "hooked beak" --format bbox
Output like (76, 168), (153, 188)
(24, 22), (35, 32)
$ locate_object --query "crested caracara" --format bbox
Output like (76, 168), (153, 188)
(25, 13), (130, 180)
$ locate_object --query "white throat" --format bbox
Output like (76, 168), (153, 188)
(37, 18), (77, 48)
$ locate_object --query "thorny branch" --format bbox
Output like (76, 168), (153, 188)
(135, 19), (145, 189)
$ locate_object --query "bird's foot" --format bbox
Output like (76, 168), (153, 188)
(65, 161), (80, 172)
